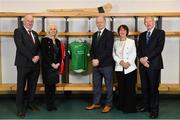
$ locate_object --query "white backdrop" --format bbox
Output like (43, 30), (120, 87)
(0, 0), (180, 12)
(0, 0), (180, 84)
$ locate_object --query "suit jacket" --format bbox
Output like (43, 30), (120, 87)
(138, 28), (165, 69)
(14, 26), (40, 67)
(41, 37), (61, 69)
(41, 37), (61, 84)
(90, 28), (114, 67)
(113, 38), (137, 74)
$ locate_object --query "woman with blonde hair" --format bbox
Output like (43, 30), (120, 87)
(41, 24), (61, 111)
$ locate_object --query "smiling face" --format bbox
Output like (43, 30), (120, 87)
(119, 27), (127, 38)
(23, 15), (34, 30)
(144, 16), (155, 31)
(48, 24), (58, 37)
(117, 25), (129, 40)
(96, 16), (106, 30)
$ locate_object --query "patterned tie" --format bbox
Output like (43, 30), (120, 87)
(28, 30), (35, 44)
(97, 31), (101, 41)
(146, 31), (151, 44)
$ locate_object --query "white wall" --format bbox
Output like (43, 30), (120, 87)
(0, 0), (180, 12)
(0, 0), (180, 83)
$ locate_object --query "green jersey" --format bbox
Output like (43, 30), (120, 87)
(69, 41), (90, 73)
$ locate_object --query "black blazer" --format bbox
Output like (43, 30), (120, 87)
(41, 37), (61, 84)
(138, 28), (165, 69)
(90, 28), (114, 67)
(41, 37), (61, 69)
(14, 26), (40, 67)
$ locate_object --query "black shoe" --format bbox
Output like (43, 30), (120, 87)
(116, 106), (123, 111)
(136, 106), (149, 112)
(47, 106), (57, 111)
(52, 106), (57, 111)
(28, 104), (40, 111)
(47, 107), (53, 111)
(150, 111), (158, 119)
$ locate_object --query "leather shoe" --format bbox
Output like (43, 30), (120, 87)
(28, 104), (40, 111)
(136, 106), (149, 112)
(47, 106), (58, 111)
(85, 104), (101, 110)
(17, 112), (25, 119)
(150, 112), (158, 119)
(102, 105), (111, 113)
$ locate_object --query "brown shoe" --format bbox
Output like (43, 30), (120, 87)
(85, 104), (101, 110)
(102, 105), (111, 113)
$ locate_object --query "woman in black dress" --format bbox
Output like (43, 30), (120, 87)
(113, 25), (137, 113)
(41, 24), (61, 111)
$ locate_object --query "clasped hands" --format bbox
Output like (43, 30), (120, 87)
(51, 63), (60, 69)
(119, 60), (130, 69)
(140, 56), (150, 68)
(32, 56), (40, 63)
(92, 59), (99, 67)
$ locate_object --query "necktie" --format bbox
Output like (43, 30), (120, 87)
(146, 31), (151, 44)
(28, 30), (35, 44)
(97, 31), (101, 41)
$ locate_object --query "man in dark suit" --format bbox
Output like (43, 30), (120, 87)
(137, 16), (165, 119)
(14, 15), (41, 118)
(86, 16), (114, 113)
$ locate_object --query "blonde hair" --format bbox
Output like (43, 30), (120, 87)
(46, 24), (58, 38)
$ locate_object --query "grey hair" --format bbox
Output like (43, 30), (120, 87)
(46, 24), (58, 38)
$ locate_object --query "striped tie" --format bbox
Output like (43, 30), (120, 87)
(146, 31), (151, 44)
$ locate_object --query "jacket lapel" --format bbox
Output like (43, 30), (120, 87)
(143, 31), (148, 46)
(32, 31), (39, 46)
(147, 28), (157, 44)
(149, 28), (157, 41)
(99, 28), (106, 41)
(22, 27), (34, 46)
(96, 28), (106, 45)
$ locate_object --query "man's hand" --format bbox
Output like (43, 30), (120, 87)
(144, 62), (150, 68)
(32, 56), (40, 63)
(92, 59), (99, 67)
(140, 56), (150, 68)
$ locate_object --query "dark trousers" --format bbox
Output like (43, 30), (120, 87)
(16, 66), (40, 113)
(139, 67), (160, 112)
(116, 70), (137, 112)
(45, 84), (56, 108)
(92, 66), (113, 106)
